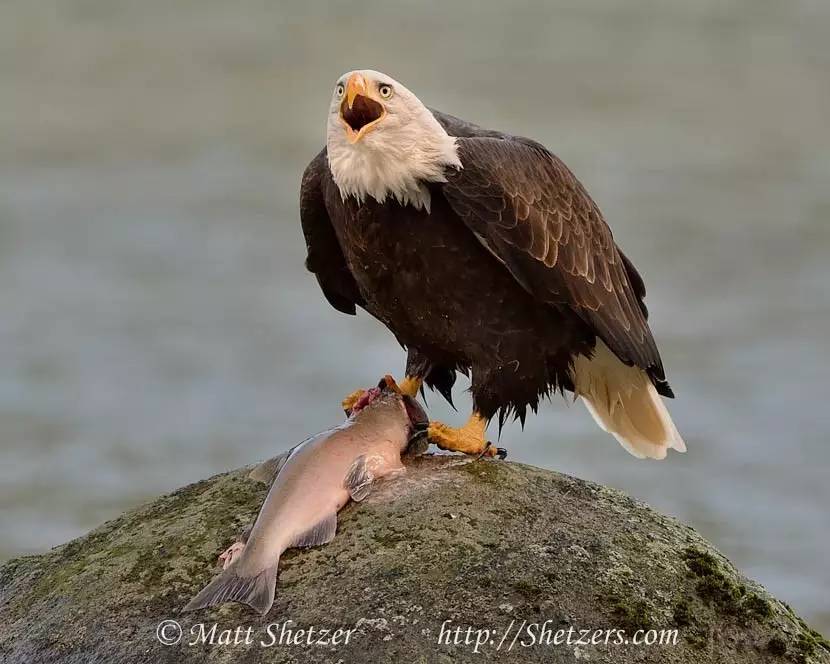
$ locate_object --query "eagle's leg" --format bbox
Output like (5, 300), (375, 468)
(342, 375), (423, 414)
(398, 375), (423, 397)
(428, 412), (506, 459)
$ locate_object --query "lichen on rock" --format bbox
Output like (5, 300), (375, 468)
(0, 456), (827, 663)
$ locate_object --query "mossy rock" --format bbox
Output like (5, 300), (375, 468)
(0, 456), (826, 663)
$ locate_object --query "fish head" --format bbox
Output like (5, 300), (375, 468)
(376, 376), (428, 432)
(400, 393), (429, 455)
(350, 376), (429, 443)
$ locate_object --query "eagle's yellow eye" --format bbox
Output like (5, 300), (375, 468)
(335, 83), (345, 99)
(378, 84), (394, 99)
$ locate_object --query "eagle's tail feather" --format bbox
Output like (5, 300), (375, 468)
(573, 342), (685, 460)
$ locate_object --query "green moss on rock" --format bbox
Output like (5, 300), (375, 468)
(681, 548), (777, 627)
(610, 595), (655, 632)
(0, 456), (826, 664)
(767, 636), (788, 656)
(794, 629), (830, 663)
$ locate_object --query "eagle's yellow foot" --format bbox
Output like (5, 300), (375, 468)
(398, 375), (423, 398)
(342, 375), (423, 415)
(428, 413), (507, 459)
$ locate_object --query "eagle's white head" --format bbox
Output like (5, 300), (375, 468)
(325, 69), (461, 212)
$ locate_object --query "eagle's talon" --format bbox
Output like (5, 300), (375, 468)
(476, 442), (492, 460)
(475, 441), (508, 460)
(428, 413), (491, 457)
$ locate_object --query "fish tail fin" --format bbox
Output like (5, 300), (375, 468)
(573, 342), (686, 460)
(183, 560), (278, 616)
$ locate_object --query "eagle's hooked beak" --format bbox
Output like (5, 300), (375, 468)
(340, 73), (386, 144)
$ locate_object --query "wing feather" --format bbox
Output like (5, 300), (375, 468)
(300, 149), (364, 316)
(440, 136), (669, 389)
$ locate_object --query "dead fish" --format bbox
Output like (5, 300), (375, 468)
(183, 376), (427, 615)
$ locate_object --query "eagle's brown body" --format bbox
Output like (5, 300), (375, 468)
(319, 172), (591, 422)
(301, 110), (672, 427)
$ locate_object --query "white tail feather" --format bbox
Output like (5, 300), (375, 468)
(573, 341), (686, 460)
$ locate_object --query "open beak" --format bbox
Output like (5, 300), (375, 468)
(340, 73), (386, 143)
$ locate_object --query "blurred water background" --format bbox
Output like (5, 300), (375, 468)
(1, 0), (828, 631)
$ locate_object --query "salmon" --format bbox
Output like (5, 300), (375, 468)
(183, 377), (427, 615)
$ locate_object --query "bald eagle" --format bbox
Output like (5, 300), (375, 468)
(300, 70), (685, 460)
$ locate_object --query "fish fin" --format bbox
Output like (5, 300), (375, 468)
(183, 561), (278, 616)
(289, 512), (338, 548)
(249, 442), (303, 484)
(344, 454), (376, 502)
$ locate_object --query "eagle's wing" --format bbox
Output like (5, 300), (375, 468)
(439, 135), (670, 394)
(300, 148), (365, 316)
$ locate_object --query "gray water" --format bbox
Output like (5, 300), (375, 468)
(1, 0), (828, 632)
